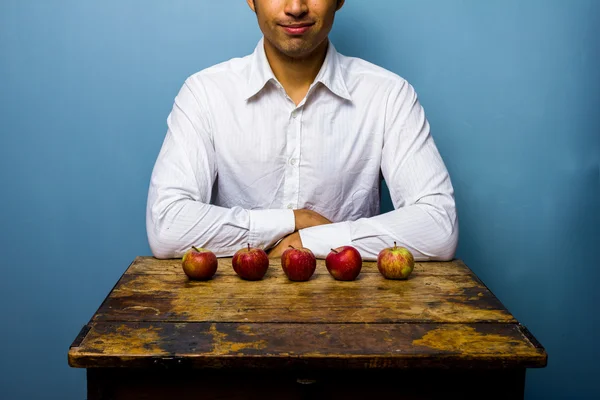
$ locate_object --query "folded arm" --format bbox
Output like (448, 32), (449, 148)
(299, 81), (458, 261)
(146, 81), (296, 259)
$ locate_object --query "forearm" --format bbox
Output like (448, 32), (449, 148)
(299, 195), (458, 261)
(146, 194), (295, 258)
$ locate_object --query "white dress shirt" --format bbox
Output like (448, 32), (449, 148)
(147, 38), (458, 260)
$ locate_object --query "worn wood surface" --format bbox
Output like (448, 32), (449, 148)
(69, 257), (547, 370)
(71, 321), (543, 369)
(125, 257), (473, 276)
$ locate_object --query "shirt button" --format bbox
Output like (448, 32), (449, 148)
(291, 111), (298, 119)
(290, 158), (297, 166)
(287, 204), (294, 209)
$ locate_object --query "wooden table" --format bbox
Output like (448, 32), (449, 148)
(69, 257), (546, 399)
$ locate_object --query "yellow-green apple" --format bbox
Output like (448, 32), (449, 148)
(325, 246), (362, 281)
(281, 245), (317, 281)
(377, 242), (414, 280)
(181, 246), (218, 280)
(232, 244), (269, 281)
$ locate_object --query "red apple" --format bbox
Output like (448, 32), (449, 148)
(232, 244), (269, 281)
(377, 242), (415, 280)
(181, 246), (218, 280)
(325, 246), (362, 281)
(281, 245), (317, 281)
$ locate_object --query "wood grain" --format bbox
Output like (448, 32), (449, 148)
(125, 256), (472, 276)
(69, 257), (547, 372)
(94, 258), (512, 324)
(94, 272), (513, 324)
(69, 321), (546, 369)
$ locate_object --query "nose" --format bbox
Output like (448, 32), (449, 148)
(284, 0), (308, 18)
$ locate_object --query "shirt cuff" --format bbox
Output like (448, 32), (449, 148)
(298, 222), (353, 259)
(248, 209), (296, 250)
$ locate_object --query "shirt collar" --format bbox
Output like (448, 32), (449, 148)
(244, 38), (277, 100)
(313, 40), (352, 102)
(244, 37), (352, 102)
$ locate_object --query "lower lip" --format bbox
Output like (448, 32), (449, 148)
(282, 25), (312, 35)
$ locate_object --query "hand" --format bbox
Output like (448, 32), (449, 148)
(267, 232), (303, 259)
(293, 209), (331, 231)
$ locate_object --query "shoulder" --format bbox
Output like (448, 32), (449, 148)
(338, 53), (409, 92)
(181, 54), (252, 96)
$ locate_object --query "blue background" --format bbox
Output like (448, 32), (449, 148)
(1, 1), (598, 398)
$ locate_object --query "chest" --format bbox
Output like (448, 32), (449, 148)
(208, 87), (385, 182)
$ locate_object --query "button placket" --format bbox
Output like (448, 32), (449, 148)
(282, 107), (301, 210)
(290, 109), (302, 208)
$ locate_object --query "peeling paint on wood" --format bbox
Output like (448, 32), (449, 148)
(68, 258), (547, 372)
(412, 325), (536, 355)
(95, 268), (514, 324)
(208, 323), (268, 355)
(69, 321), (546, 369)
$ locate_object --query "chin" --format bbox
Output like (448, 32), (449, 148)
(278, 39), (327, 59)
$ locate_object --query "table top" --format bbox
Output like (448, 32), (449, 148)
(68, 257), (547, 370)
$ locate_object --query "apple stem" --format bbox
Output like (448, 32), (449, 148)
(330, 248), (339, 254)
(192, 246), (200, 252)
(394, 241), (397, 249)
(288, 245), (295, 249)
(247, 243), (250, 251)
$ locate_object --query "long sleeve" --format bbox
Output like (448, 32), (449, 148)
(146, 80), (295, 259)
(299, 81), (458, 261)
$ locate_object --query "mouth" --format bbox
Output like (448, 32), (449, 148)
(279, 22), (314, 35)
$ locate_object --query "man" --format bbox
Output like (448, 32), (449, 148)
(146, 0), (458, 261)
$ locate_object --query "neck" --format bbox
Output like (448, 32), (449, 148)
(263, 39), (329, 105)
